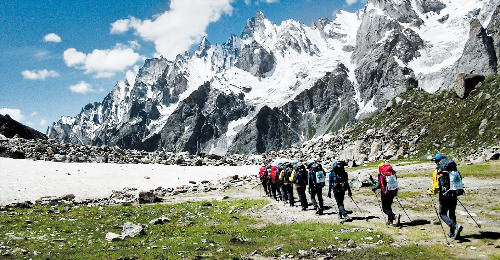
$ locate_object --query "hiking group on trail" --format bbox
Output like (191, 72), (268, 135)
(258, 154), (467, 241)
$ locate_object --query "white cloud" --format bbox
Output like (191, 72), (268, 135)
(0, 108), (25, 122)
(40, 119), (47, 126)
(30, 112), (38, 117)
(44, 33), (62, 43)
(69, 81), (100, 94)
(110, 19), (132, 34)
(21, 69), (60, 80)
(346, 0), (359, 5)
(63, 48), (87, 67)
(110, 0), (234, 59)
(63, 43), (144, 78)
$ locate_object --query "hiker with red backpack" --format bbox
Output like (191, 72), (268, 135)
(328, 161), (352, 220)
(269, 164), (279, 200)
(427, 154), (463, 240)
(259, 164), (269, 197)
(307, 162), (325, 215)
(372, 163), (400, 226)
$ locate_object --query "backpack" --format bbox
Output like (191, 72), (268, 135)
(270, 166), (278, 183)
(379, 164), (398, 195)
(330, 165), (348, 191)
(438, 157), (458, 172)
(259, 166), (267, 181)
(439, 170), (464, 196)
(294, 164), (308, 185)
(282, 163), (293, 184)
(311, 163), (326, 186)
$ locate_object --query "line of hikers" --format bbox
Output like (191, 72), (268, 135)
(258, 154), (465, 240)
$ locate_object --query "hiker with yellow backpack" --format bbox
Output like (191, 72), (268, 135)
(427, 154), (464, 240)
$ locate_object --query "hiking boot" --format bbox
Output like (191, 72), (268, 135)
(453, 224), (463, 240)
(301, 207), (307, 211)
(343, 214), (351, 221)
(391, 214), (401, 227)
(448, 225), (455, 238)
(339, 214), (344, 220)
(318, 209), (324, 215)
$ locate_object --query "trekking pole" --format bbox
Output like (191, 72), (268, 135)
(373, 190), (384, 216)
(457, 198), (481, 228)
(395, 198), (412, 222)
(349, 195), (363, 212)
(429, 194), (450, 245)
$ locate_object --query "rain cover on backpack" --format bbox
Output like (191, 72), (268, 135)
(379, 164), (398, 195)
(313, 164), (326, 184)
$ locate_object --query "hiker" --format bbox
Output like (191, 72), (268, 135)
(269, 164), (279, 200)
(291, 162), (308, 211)
(308, 162), (325, 215)
(372, 163), (400, 226)
(328, 161), (352, 220)
(427, 154), (463, 239)
(259, 164), (269, 197)
(276, 162), (284, 201)
(280, 162), (295, 206)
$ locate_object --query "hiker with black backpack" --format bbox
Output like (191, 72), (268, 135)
(308, 162), (325, 215)
(291, 162), (308, 210)
(276, 162), (284, 201)
(427, 154), (464, 240)
(372, 163), (400, 226)
(280, 162), (295, 207)
(328, 161), (352, 220)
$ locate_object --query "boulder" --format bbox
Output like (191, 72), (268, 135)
(349, 172), (376, 188)
(452, 73), (485, 99)
(122, 222), (144, 238)
(138, 191), (160, 204)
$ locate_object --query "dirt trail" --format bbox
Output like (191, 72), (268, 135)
(168, 162), (500, 259)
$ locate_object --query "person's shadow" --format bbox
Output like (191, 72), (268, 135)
(398, 219), (431, 227)
(460, 231), (500, 242)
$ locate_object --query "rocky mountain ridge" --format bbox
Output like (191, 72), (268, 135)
(48, 0), (499, 155)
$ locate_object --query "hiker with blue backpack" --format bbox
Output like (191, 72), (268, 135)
(427, 154), (464, 240)
(308, 162), (325, 215)
(372, 163), (400, 226)
(291, 162), (308, 210)
(328, 161), (352, 220)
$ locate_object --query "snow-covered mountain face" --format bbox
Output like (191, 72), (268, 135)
(48, 0), (500, 155)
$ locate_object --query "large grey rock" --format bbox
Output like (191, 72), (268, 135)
(122, 222), (144, 238)
(443, 19), (497, 89)
(452, 73), (485, 99)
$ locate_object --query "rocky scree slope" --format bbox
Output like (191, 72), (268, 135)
(48, 0), (499, 155)
(260, 74), (500, 166)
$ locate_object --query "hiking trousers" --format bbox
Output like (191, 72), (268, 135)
(310, 185), (324, 211)
(334, 189), (347, 216)
(381, 193), (396, 221)
(269, 182), (278, 200)
(261, 179), (269, 196)
(439, 194), (457, 227)
(284, 184), (294, 206)
(296, 186), (308, 210)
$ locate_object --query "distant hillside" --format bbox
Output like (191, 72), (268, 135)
(0, 114), (47, 140)
(346, 74), (499, 159)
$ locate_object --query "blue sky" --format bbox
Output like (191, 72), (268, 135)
(0, 0), (366, 133)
